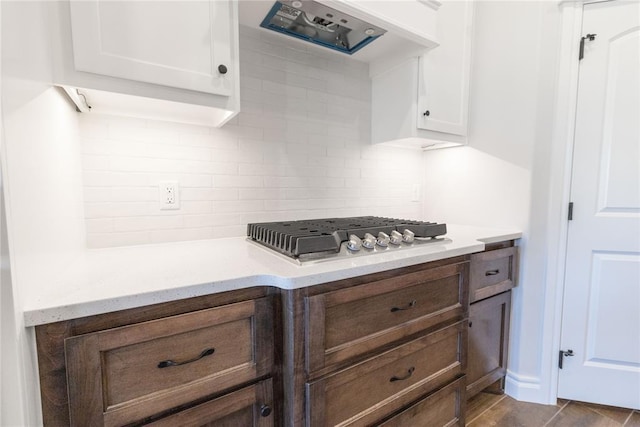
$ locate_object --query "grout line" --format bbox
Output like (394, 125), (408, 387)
(466, 394), (508, 426)
(622, 410), (634, 425)
(542, 399), (572, 427)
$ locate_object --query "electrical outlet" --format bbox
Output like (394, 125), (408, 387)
(159, 181), (180, 210)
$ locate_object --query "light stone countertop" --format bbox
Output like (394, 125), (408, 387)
(23, 224), (522, 327)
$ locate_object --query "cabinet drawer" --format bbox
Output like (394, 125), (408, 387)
(379, 376), (466, 427)
(65, 298), (273, 427)
(470, 246), (518, 303)
(147, 378), (274, 427)
(306, 262), (468, 373)
(306, 320), (467, 427)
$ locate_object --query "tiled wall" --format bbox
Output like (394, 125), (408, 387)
(80, 26), (425, 248)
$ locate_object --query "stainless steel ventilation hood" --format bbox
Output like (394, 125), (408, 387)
(260, 0), (387, 55)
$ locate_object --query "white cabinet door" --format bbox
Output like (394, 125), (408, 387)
(69, 1), (232, 96)
(417, 0), (474, 136)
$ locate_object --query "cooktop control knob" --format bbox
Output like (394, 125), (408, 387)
(403, 229), (415, 243)
(347, 234), (362, 252)
(376, 232), (390, 247)
(390, 230), (403, 245)
(362, 233), (376, 249)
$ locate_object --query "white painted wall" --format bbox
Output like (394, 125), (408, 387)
(1, 1), (87, 424)
(422, 1), (563, 404)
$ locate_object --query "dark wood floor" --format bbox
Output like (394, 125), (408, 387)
(467, 392), (640, 426)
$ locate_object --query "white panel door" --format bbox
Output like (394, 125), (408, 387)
(69, 0), (232, 96)
(558, 0), (640, 410)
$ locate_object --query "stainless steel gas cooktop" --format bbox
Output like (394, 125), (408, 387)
(247, 216), (448, 263)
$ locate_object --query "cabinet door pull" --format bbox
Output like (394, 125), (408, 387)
(390, 300), (417, 312)
(485, 269), (500, 276)
(390, 367), (415, 382)
(157, 347), (215, 369)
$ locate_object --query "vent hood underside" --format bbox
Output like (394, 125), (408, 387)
(260, 0), (386, 55)
(239, 0), (440, 74)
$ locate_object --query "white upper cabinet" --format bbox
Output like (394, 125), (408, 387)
(69, 1), (232, 96)
(371, 0), (475, 148)
(52, 0), (240, 127)
(417, 0), (473, 136)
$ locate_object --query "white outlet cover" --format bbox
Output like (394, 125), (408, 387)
(159, 181), (180, 210)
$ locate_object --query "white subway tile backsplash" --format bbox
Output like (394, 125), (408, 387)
(79, 25), (424, 248)
(213, 200), (265, 213)
(213, 175), (263, 188)
(113, 215), (183, 232)
(86, 231), (150, 248)
(212, 225), (247, 239)
(149, 227), (214, 244)
(146, 173), (212, 188)
(239, 188), (287, 200)
(178, 201), (214, 215)
(181, 188), (228, 202)
(179, 133), (238, 149)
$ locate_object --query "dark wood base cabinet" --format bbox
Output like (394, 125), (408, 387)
(466, 242), (518, 400)
(283, 256), (471, 426)
(35, 242), (518, 426)
(35, 288), (279, 427)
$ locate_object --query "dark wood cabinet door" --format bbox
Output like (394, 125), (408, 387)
(467, 291), (512, 398)
(146, 378), (274, 427)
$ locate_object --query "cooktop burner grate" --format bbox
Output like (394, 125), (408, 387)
(247, 216), (447, 258)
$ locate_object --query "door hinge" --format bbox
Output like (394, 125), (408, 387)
(568, 202), (574, 221)
(579, 33), (597, 60)
(558, 349), (574, 369)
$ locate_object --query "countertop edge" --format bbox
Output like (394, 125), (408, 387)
(23, 227), (522, 327)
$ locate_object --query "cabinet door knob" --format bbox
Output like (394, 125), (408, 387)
(218, 64), (228, 74)
(260, 404), (272, 417)
(423, 110), (430, 117)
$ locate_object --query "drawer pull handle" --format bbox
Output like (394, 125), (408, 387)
(157, 348), (215, 369)
(390, 367), (415, 382)
(485, 269), (500, 276)
(390, 300), (417, 312)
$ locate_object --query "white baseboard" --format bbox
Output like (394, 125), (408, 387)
(505, 370), (555, 405)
